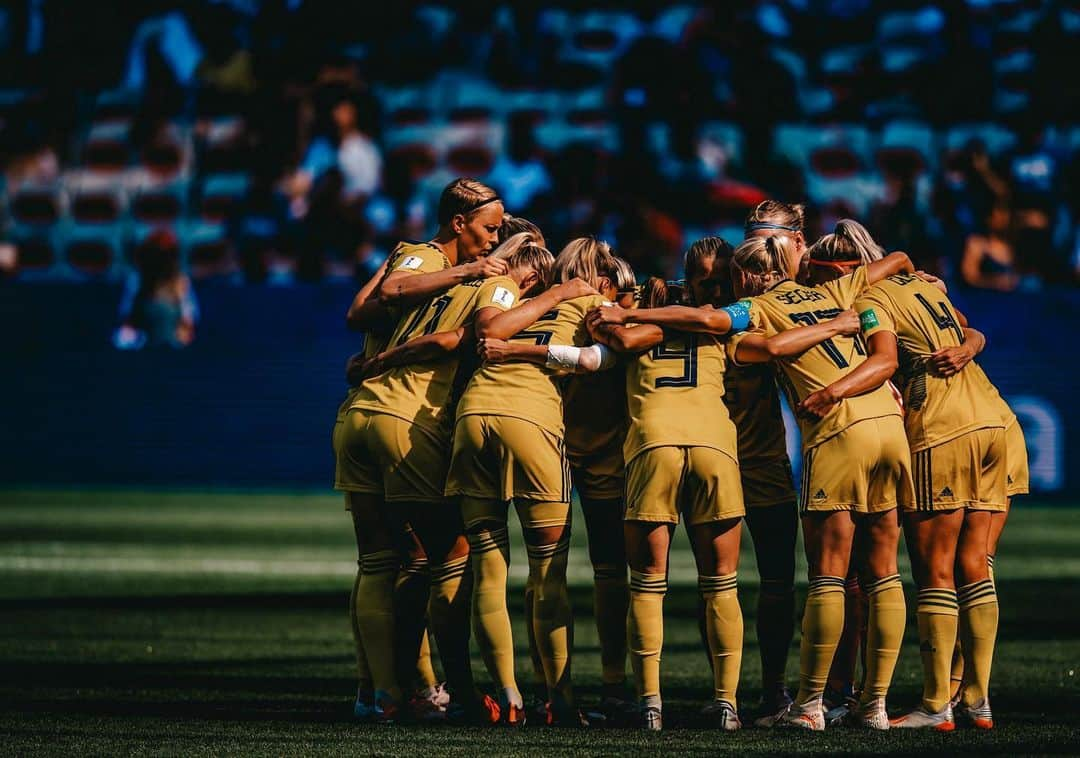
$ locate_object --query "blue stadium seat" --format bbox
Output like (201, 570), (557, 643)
(60, 223), (127, 279)
(179, 221), (238, 280)
(877, 120), (937, 177)
(6, 182), (67, 228)
(198, 173), (250, 223)
(944, 123), (1017, 157)
(558, 10), (645, 70)
(67, 178), (128, 225)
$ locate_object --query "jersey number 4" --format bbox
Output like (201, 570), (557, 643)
(914, 294), (965, 344)
(652, 335), (698, 388)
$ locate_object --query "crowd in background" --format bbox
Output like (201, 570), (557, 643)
(2, 0), (1079, 294)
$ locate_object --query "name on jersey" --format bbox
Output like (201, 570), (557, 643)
(775, 288), (826, 305)
(491, 286), (516, 308)
(396, 255), (424, 271)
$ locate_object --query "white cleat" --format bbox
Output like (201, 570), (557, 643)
(700, 699), (741, 731)
(889, 703), (956, 732)
(640, 706), (663, 732)
(846, 697), (889, 730)
(776, 698), (825, 731)
(956, 698), (993, 730)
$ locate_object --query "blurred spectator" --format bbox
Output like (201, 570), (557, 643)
(870, 167), (939, 274)
(486, 112), (552, 216)
(961, 204), (1020, 292)
(2, 130), (58, 190)
(113, 229), (198, 350)
(122, 6), (204, 95)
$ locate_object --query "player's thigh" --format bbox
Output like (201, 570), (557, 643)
(624, 520), (674, 575)
(955, 508), (992, 585)
(335, 409), (383, 498)
(514, 499), (571, 545)
(348, 491), (396, 554)
(903, 508), (964, 586)
(491, 416), (570, 503)
(445, 414), (499, 500)
(405, 500), (469, 563)
(1004, 417), (1030, 497)
(856, 507), (901, 579)
(366, 413), (447, 505)
(801, 509), (857, 578)
(683, 447), (745, 527)
(625, 447), (685, 525)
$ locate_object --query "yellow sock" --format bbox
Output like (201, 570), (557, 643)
(958, 579), (998, 706)
(468, 526), (519, 705)
(916, 587), (959, 711)
(394, 555), (431, 692)
(528, 537), (574, 705)
(757, 578), (795, 692)
(415, 632), (438, 691)
(428, 554), (474, 697)
(628, 570), (666, 701)
(593, 563), (629, 687)
(355, 549), (401, 701)
(523, 573), (546, 697)
(860, 574), (905, 703)
(349, 561), (372, 693)
(699, 573), (743, 708)
(949, 636), (964, 697)
(795, 575), (845, 705)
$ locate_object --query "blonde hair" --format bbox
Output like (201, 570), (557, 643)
(808, 219), (885, 264)
(498, 214), (546, 248)
(684, 236), (734, 278)
(491, 231), (555, 291)
(610, 256), (637, 292)
(554, 237), (616, 288)
(437, 178), (501, 225)
(640, 276), (671, 308)
(732, 234), (795, 293)
(744, 200), (806, 235)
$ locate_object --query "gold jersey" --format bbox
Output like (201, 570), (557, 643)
(856, 272), (1005, 452)
(731, 280), (901, 450)
(723, 362), (788, 463)
(456, 294), (607, 436)
(624, 330), (738, 463)
(350, 276), (520, 432)
(816, 267), (869, 309)
(563, 362), (627, 458)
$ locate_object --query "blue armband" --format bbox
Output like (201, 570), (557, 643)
(721, 300), (752, 332)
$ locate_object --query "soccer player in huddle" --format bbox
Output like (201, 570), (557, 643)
(802, 259), (1011, 730)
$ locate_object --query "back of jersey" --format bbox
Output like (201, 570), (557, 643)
(856, 273), (1004, 451)
(624, 330), (737, 463)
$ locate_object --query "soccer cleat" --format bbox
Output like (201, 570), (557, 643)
(586, 694), (639, 728)
(846, 698), (889, 730)
(889, 704), (956, 731)
(445, 693), (501, 726)
(956, 698), (993, 730)
(823, 685), (856, 728)
(776, 698), (825, 731)
(544, 701), (590, 728)
(639, 705), (663, 732)
(700, 699), (741, 731)
(501, 702), (527, 728)
(407, 692), (447, 723)
(752, 687), (794, 728)
(372, 699), (400, 725)
(353, 689), (376, 721)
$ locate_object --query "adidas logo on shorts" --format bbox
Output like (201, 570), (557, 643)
(813, 489), (827, 501)
(937, 486), (954, 499)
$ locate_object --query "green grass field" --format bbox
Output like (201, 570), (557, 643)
(1, 488), (1078, 755)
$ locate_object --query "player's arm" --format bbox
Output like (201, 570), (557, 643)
(586, 301), (751, 335)
(474, 278), (598, 339)
(378, 257), (509, 307)
(798, 332), (899, 419)
(588, 321), (665, 354)
(928, 306), (987, 377)
(347, 328), (465, 384)
(345, 257), (391, 331)
(863, 251), (914, 286)
(732, 309), (859, 362)
(476, 338), (616, 374)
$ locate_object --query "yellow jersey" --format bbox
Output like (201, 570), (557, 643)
(350, 276), (520, 432)
(730, 280), (901, 450)
(856, 273), (1005, 452)
(624, 331), (738, 463)
(563, 362), (627, 458)
(815, 267), (869, 309)
(723, 363), (789, 463)
(456, 294), (607, 436)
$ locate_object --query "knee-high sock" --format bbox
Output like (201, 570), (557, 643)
(916, 587), (958, 711)
(394, 555), (431, 693)
(828, 574), (863, 694)
(795, 575), (846, 705)
(428, 554), (474, 698)
(628, 570), (666, 703)
(468, 527), (519, 706)
(958, 579), (998, 706)
(356, 549), (401, 701)
(757, 577), (795, 693)
(523, 573), (546, 698)
(528, 537), (574, 706)
(860, 574), (905, 703)
(349, 561), (372, 693)
(949, 554), (997, 694)
(699, 573), (743, 708)
(594, 563), (629, 687)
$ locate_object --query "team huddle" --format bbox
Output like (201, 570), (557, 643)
(332, 177), (1027, 732)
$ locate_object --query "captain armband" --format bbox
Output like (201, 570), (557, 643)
(720, 300), (752, 332)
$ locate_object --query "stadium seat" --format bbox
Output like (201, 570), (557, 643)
(7, 231), (60, 278)
(7, 183), (66, 227)
(198, 173), (250, 222)
(442, 76), (502, 124)
(68, 179), (128, 225)
(944, 123), (1018, 157)
(501, 88), (561, 126)
(92, 87), (141, 121)
(181, 221), (237, 279)
(61, 224), (125, 278)
(130, 180), (189, 225)
(80, 120), (132, 174)
(774, 123), (872, 179)
(877, 7), (945, 41)
(876, 120), (937, 177)
(558, 10), (645, 70)
(198, 116), (249, 174)
(378, 85), (436, 127)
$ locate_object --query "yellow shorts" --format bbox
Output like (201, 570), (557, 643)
(911, 427), (1007, 512)
(741, 457), (796, 509)
(334, 409), (447, 503)
(800, 415), (914, 514)
(445, 414), (571, 503)
(568, 443), (625, 501)
(1005, 417), (1029, 497)
(624, 446), (745, 525)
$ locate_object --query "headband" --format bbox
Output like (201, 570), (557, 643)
(807, 258), (861, 269)
(465, 196), (502, 215)
(745, 221), (800, 233)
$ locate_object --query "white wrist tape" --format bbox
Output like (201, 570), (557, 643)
(545, 344), (582, 371)
(545, 343), (615, 372)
